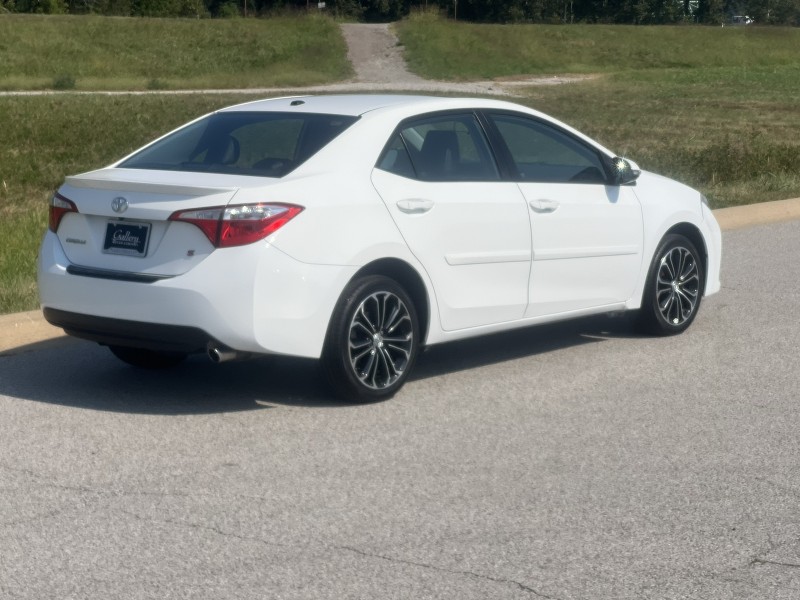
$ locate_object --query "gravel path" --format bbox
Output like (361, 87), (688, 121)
(341, 23), (428, 85)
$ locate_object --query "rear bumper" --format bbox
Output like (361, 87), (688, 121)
(43, 308), (212, 353)
(702, 203), (722, 297)
(38, 231), (357, 358)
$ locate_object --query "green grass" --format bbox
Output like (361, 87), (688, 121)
(2, 14), (800, 314)
(0, 206), (46, 313)
(396, 14), (800, 79)
(0, 14), (352, 90)
(515, 65), (800, 208)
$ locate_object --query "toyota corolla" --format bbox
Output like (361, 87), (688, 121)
(39, 95), (721, 401)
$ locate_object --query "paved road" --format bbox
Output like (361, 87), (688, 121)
(1, 220), (799, 599)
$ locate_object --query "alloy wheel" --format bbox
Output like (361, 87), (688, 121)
(656, 246), (700, 326)
(347, 291), (414, 390)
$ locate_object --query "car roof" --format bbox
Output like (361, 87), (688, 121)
(219, 94), (524, 118)
(215, 94), (615, 162)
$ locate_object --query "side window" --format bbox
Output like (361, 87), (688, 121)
(490, 114), (608, 184)
(377, 133), (416, 179)
(377, 113), (499, 182)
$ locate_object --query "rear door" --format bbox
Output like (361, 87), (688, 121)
(371, 112), (531, 331)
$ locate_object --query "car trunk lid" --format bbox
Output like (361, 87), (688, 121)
(55, 168), (243, 277)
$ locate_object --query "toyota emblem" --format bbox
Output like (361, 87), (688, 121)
(111, 197), (128, 213)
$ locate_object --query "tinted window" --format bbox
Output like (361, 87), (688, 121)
(377, 134), (416, 179)
(120, 112), (358, 178)
(378, 114), (499, 182)
(490, 114), (608, 184)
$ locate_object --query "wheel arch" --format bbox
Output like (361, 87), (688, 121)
(665, 222), (708, 285)
(352, 258), (431, 345)
(627, 215), (708, 311)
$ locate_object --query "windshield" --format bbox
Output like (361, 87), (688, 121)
(119, 111), (359, 178)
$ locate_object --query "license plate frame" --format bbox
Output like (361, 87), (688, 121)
(103, 220), (151, 257)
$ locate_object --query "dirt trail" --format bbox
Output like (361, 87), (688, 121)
(340, 23), (427, 85)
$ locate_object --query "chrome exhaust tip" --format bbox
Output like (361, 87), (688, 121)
(207, 343), (246, 364)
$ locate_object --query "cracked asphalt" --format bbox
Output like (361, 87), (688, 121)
(2, 219), (800, 599)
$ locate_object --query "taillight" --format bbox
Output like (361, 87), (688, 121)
(49, 192), (79, 233)
(169, 203), (303, 248)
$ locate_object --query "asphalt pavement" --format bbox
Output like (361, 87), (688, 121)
(1, 206), (800, 599)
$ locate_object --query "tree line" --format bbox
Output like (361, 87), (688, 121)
(3, 0), (799, 25)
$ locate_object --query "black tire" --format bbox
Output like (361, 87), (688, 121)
(636, 234), (705, 336)
(322, 275), (419, 402)
(109, 346), (188, 369)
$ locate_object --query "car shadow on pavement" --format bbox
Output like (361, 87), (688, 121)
(411, 313), (637, 381)
(0, 313), (638, 415)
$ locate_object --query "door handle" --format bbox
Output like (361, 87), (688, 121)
(528, 199), (559, 213)
(397, 199), (434, 214)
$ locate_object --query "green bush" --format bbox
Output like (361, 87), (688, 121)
(215, 0), (239, 17)
(146, 77), (168, 89)
(51, 73), (75, 89)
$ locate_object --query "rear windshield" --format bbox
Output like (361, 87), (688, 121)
(119, 111), (359, 178)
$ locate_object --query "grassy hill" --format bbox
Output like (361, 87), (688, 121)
(0, 14), (352, 90)
(396, 15), (800, 79)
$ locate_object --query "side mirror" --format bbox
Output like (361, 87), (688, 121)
(607, 157), (641, 186)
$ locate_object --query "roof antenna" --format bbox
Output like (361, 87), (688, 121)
(290, 100), (305, 106)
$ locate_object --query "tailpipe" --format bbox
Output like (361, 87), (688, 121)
(206, 342), (250, 364)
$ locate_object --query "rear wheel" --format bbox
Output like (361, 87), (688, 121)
(323, 275), (419, 402)
(636, 234), (704, 335)
(109, 346), (188, 369)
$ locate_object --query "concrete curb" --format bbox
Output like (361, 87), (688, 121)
(2, 196), (799, 354)
(712, 197), (800, 231)
(0, 309), (66, 354)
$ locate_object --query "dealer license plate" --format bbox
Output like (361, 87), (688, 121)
(103, 221), (151, 257)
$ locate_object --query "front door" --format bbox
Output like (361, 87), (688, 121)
(486, 112), (644, 317)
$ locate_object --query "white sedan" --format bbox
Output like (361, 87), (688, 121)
(39, 95), (721, 401)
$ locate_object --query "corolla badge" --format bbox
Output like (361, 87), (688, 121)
(111, 197), (128, 213)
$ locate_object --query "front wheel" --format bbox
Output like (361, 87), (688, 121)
(636, 234), (705, 336)
(322, 275), (419, 402)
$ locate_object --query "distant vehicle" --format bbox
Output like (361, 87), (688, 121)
(39, 95), (722, 402)
(731, 15), (754, 24)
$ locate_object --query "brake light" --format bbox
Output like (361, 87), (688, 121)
(49, 192), (79, 233)
(169, 203), (303, 248)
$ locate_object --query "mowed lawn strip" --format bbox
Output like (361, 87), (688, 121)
(520, 65), (800, 209)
